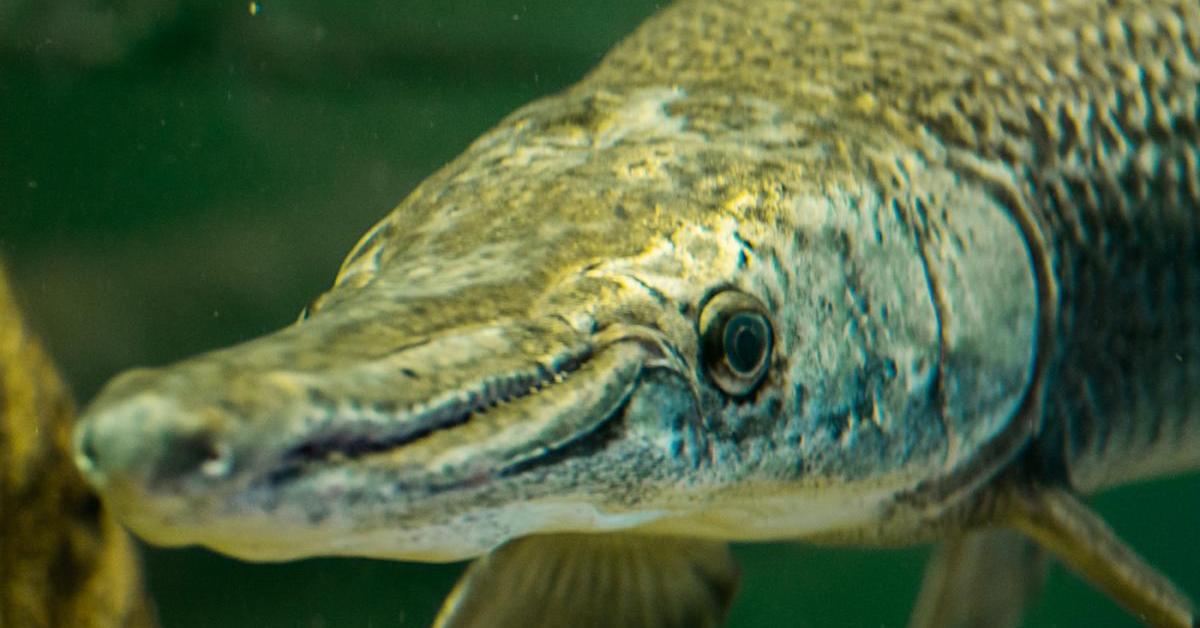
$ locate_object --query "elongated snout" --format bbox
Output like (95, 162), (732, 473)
(75, 387), (225, 493)
(69, 307), (672, 559)
(73, 364), (262, 511)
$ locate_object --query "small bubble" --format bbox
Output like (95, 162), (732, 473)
(249, 2), (260, 16)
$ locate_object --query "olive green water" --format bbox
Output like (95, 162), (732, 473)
(1, 2), (1197, 626)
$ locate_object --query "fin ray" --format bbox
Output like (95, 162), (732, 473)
(909, 528), (1047, 628)
(434, 533), (739, 628)
(1002, 486), (1196, 628)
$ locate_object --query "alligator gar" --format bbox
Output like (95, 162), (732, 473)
(72, 0), (1200, 626)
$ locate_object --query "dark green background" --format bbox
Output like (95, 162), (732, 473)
(1, 1), (1196, 626)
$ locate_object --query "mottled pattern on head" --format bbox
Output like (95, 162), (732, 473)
(73, 0), (1200, 564)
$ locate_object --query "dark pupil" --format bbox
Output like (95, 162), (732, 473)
(723, 313), (766, 374)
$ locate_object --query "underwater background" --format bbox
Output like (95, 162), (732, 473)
(1, 1), (1197, 625)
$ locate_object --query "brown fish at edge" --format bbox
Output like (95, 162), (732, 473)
(0, 260), (156, 628)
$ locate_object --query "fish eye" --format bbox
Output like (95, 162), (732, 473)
(699, 290), (773, 397)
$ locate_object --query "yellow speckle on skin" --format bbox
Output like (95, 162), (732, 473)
(840, 50), (871, 68)
(852, 92), (877, 113)
(725, 190), (757, 216)
(249, 2), (259, 16)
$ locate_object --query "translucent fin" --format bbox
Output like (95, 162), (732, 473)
(1004, 486), (1196, 628)
(909, 528), (1047, 628)
(433, 533), (739, 628)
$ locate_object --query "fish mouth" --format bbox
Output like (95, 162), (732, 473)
(260, 324), (686, 492)
(75, 319), (691, 559)
(241, 326), (692, 562)
(267, 347), (595, 482)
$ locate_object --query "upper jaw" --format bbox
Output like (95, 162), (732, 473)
(258, 320), (690, 483)
(75, 314), (695, 559)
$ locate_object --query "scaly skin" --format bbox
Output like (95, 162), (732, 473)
(73, 0), (1197, 614)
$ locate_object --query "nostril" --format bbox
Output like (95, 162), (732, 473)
(154, 431), (234, 483)
(200, 442), (234, 479)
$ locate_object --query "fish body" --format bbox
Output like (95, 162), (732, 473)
(73, 0), (1199, 625)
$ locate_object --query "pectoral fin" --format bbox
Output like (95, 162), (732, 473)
(909, 528), (1047, 628)
(433, 533), (740, 628)
(1000, 486), (1196, 628)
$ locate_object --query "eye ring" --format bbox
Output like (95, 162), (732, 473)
(699, 290), (773, 397)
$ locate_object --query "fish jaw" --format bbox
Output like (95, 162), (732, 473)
(72, 293), (706, 561)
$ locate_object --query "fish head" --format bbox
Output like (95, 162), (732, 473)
(73, 86), (1037, 562)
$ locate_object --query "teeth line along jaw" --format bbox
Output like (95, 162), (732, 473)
(262, 327), (684, 490)
(271, 346), (595, 474)
(494, 372), (640, 479)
